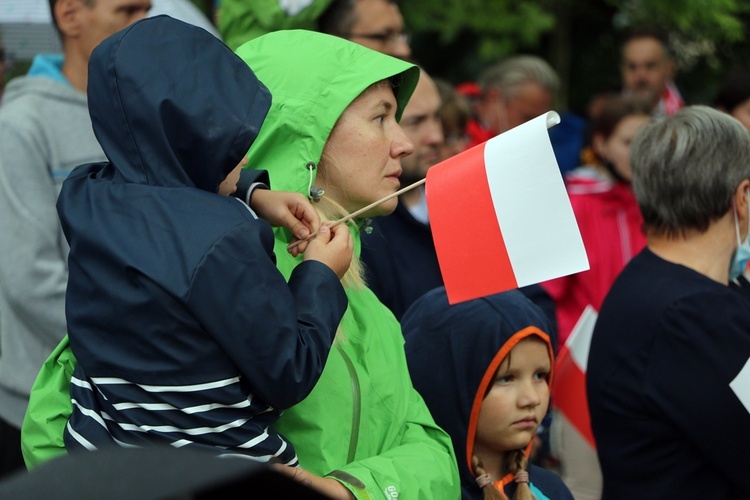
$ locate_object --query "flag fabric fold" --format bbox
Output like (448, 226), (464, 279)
(553, 305), (598, 447)
(425, 111), (588, 304)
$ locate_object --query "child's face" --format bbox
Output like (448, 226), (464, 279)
(217, 156), (248, 196)
(474, 337), (551, 457)
(593, 113), (649, 182)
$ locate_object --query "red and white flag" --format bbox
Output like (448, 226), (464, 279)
(553, 305), (598, 447)
(426, 111), (589, 304)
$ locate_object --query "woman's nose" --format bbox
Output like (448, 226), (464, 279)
(392, 124), (415, 158)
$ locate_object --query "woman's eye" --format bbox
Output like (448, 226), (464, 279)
(375, 114), (385, 124)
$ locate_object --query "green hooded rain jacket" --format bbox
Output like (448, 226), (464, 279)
(234, 31), (459, 499)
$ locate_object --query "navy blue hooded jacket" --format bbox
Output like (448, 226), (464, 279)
(56, 16), (347, 464)
(403, 288), (572, 499)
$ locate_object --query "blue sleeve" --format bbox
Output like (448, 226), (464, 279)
(186, 220), (347, 409)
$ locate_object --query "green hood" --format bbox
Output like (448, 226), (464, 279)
(235, 30), (419, 198)
(219, 0), (334, 51)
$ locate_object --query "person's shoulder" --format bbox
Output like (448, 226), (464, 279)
(612, 250), (740, 307)
(3, 75), (82, 104)
(0, 77), (85, 127)
(529, 465), (574, 499)
(667, 278), (750, 321)
(346, 285), (402, 341)
(217, 197), (272, 234)
(176, 194), (270, 248)
(564, 165), (614, 196)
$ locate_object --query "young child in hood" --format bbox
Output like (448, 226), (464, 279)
(26, 16), (352, 466)
(403, 287), (573, 500)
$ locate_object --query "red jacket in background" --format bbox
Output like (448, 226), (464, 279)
(464, 118), (495, 150)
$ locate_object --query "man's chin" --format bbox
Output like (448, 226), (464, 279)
(628, 88), (658, 105)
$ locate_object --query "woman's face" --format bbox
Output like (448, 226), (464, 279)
(594, 114), (649, 182)
(474, 337), (551, 461)
(317, 83), (414, 217)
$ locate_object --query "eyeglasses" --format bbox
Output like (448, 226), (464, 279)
(346, 31), (410, 47)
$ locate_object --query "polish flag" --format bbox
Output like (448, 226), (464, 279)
(426, 111), (589, 304)
(553, 305), (598, 447)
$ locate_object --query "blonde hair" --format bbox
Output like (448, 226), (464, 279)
(311, 194), (366, 291)
(313, 77), (396, 291)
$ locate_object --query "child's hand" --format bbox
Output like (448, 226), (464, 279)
(250, 189), (320, 246)
(303, 223), (353, 280)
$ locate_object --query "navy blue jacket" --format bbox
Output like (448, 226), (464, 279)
(403, 288), (572, 499)
(361, 201), (442, 320)
(588, 248), (750, 498)
(57, 16), (347, 463)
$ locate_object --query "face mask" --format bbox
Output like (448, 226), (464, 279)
(729, 194), (750, 281)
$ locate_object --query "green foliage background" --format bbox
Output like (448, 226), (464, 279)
(399, 0), (750, 116)
(157, 1), (750, 115)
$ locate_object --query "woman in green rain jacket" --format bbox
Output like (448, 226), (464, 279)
(234, 31), (459, 499)
(22, 30), (459, 499)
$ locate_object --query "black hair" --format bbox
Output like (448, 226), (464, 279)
(713, 67), (750, 114)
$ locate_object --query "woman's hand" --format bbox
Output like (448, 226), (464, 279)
(250, 189), (320, 255)
(271, 464), (355, 499)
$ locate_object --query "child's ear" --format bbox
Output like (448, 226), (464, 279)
(55, 0), (87, 39)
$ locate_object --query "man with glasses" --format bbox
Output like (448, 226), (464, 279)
(219, 0), (411, 59)
(318, 0), (411, 59)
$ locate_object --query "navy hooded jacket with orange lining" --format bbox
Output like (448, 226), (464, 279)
(403, 287), (573, 499)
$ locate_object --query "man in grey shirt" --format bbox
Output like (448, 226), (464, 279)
(0, 0), (151, 477)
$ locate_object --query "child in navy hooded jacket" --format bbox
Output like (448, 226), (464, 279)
(403, 287), (572, 499)
(56, 16), (350, 465)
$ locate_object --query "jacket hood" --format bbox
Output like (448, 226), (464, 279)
(235, 30), (419, 197)
(402, 287), (554, 493)
(87, 15), (270, 192)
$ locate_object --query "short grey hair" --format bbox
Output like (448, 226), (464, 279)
(478, 55), (559, 99)
(631, 105), (750, 237)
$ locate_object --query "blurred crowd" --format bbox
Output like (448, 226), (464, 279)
(1, 1), (749, 499)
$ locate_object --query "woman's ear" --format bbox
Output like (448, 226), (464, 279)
(735, 178), (750, 217)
